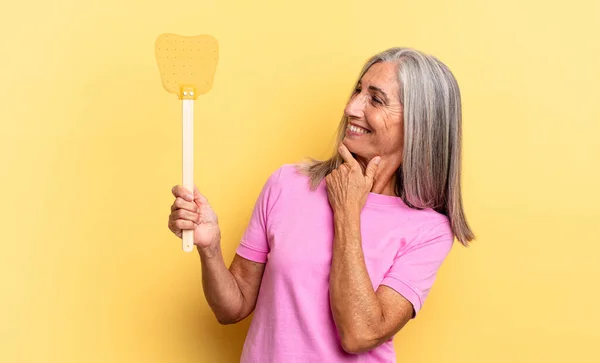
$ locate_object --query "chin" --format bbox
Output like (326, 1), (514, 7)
(342, 139), (370, 159)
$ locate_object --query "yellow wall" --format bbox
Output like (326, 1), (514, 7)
(1, 0), (599, 362)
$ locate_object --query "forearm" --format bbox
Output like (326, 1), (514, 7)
(198, 237), (245, 324)
(329, 210), (385, 351)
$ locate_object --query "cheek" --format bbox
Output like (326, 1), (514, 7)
(378, 128), (404, 153)
(367, 109), (403, 149)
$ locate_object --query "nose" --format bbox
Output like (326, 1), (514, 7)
(344, 92), (366, 119)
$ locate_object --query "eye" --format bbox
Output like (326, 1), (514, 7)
(371, 96), (382, 105)
(354, 87), (362, 94)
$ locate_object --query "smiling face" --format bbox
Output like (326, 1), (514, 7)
(342, 61), (404, 167)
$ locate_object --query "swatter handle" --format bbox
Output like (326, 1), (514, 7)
(182, 99), (195, 253)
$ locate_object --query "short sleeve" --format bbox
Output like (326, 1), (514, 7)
(380, 220), (454, 317)
(235, 167), (284, 263)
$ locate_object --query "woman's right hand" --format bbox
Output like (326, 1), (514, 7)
(168, 185), (221, 249)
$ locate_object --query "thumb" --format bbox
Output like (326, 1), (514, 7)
(365, 156), (381, 183)
(193, 185), (209, 203)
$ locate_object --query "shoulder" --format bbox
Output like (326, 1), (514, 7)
(255, 163), (318, 214)
(408, 205), (453, 237)
(427, 215), (454, 245)
(256, 163), (313, 202)
(264, 163), (311, 189)
(398, 208), (455, 254)
(418, 214), (454, 256)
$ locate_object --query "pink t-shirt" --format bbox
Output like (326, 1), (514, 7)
(236, 164), (454, 362)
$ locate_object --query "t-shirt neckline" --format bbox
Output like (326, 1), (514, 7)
(366, 192), (406, 206)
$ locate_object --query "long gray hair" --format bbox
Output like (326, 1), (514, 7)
(297, 47), (475, 246)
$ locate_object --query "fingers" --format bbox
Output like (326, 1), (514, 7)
(338, 144), (359, 167)
(169, 218), (197, 232)
(172, 185), (194, 202)
(365, 156), (381, 182)
(168, 208), (200, 235)
(172, 184), (211, 206)
(170, 196), (199, 213)
(193, 184), (209, 203)
(169, 184), (203, 238)
(171, 208), (200, 224)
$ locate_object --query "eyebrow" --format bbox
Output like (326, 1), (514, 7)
(357, 81), (390, 103)
(368, 85), (389, 103)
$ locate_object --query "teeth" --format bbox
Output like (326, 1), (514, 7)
(348, 125), (369, 134)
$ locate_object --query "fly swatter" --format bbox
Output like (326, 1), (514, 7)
(155, 33), (219, 252)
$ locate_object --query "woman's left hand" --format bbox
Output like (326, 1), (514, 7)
(326, 144), (381, 216)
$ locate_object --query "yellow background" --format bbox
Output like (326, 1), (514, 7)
(1, 0), (599, 362)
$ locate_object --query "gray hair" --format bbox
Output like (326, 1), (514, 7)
(297, 47), (475, 246)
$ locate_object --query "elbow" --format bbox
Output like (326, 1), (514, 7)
(340, 337), (363, 355)
(339, 323), (402, 354)
(216, 315), (238, 325)
(340, 331), (378, 355)
(214, 306), (251, 325)
(215, 310), (246, 325)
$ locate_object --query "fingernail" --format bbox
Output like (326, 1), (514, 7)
(375, 157), (381, 164)
(186, 194), (193, 201)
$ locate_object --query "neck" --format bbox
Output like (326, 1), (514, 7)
(355, 156), (399, 196)
(371, 165), (397, 196)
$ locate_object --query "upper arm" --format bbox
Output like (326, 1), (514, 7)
(370, 222), (455, 345)
(229, 168), (284, 319)
(229, 254), (266, 321)
(379, 230), (453, 318)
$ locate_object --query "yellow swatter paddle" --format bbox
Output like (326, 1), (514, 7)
(155, 33), (219, 252)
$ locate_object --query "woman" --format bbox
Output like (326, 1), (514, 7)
(168, 47), (475, 362)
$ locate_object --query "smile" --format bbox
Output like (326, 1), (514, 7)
(347, 124), (371, 134)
